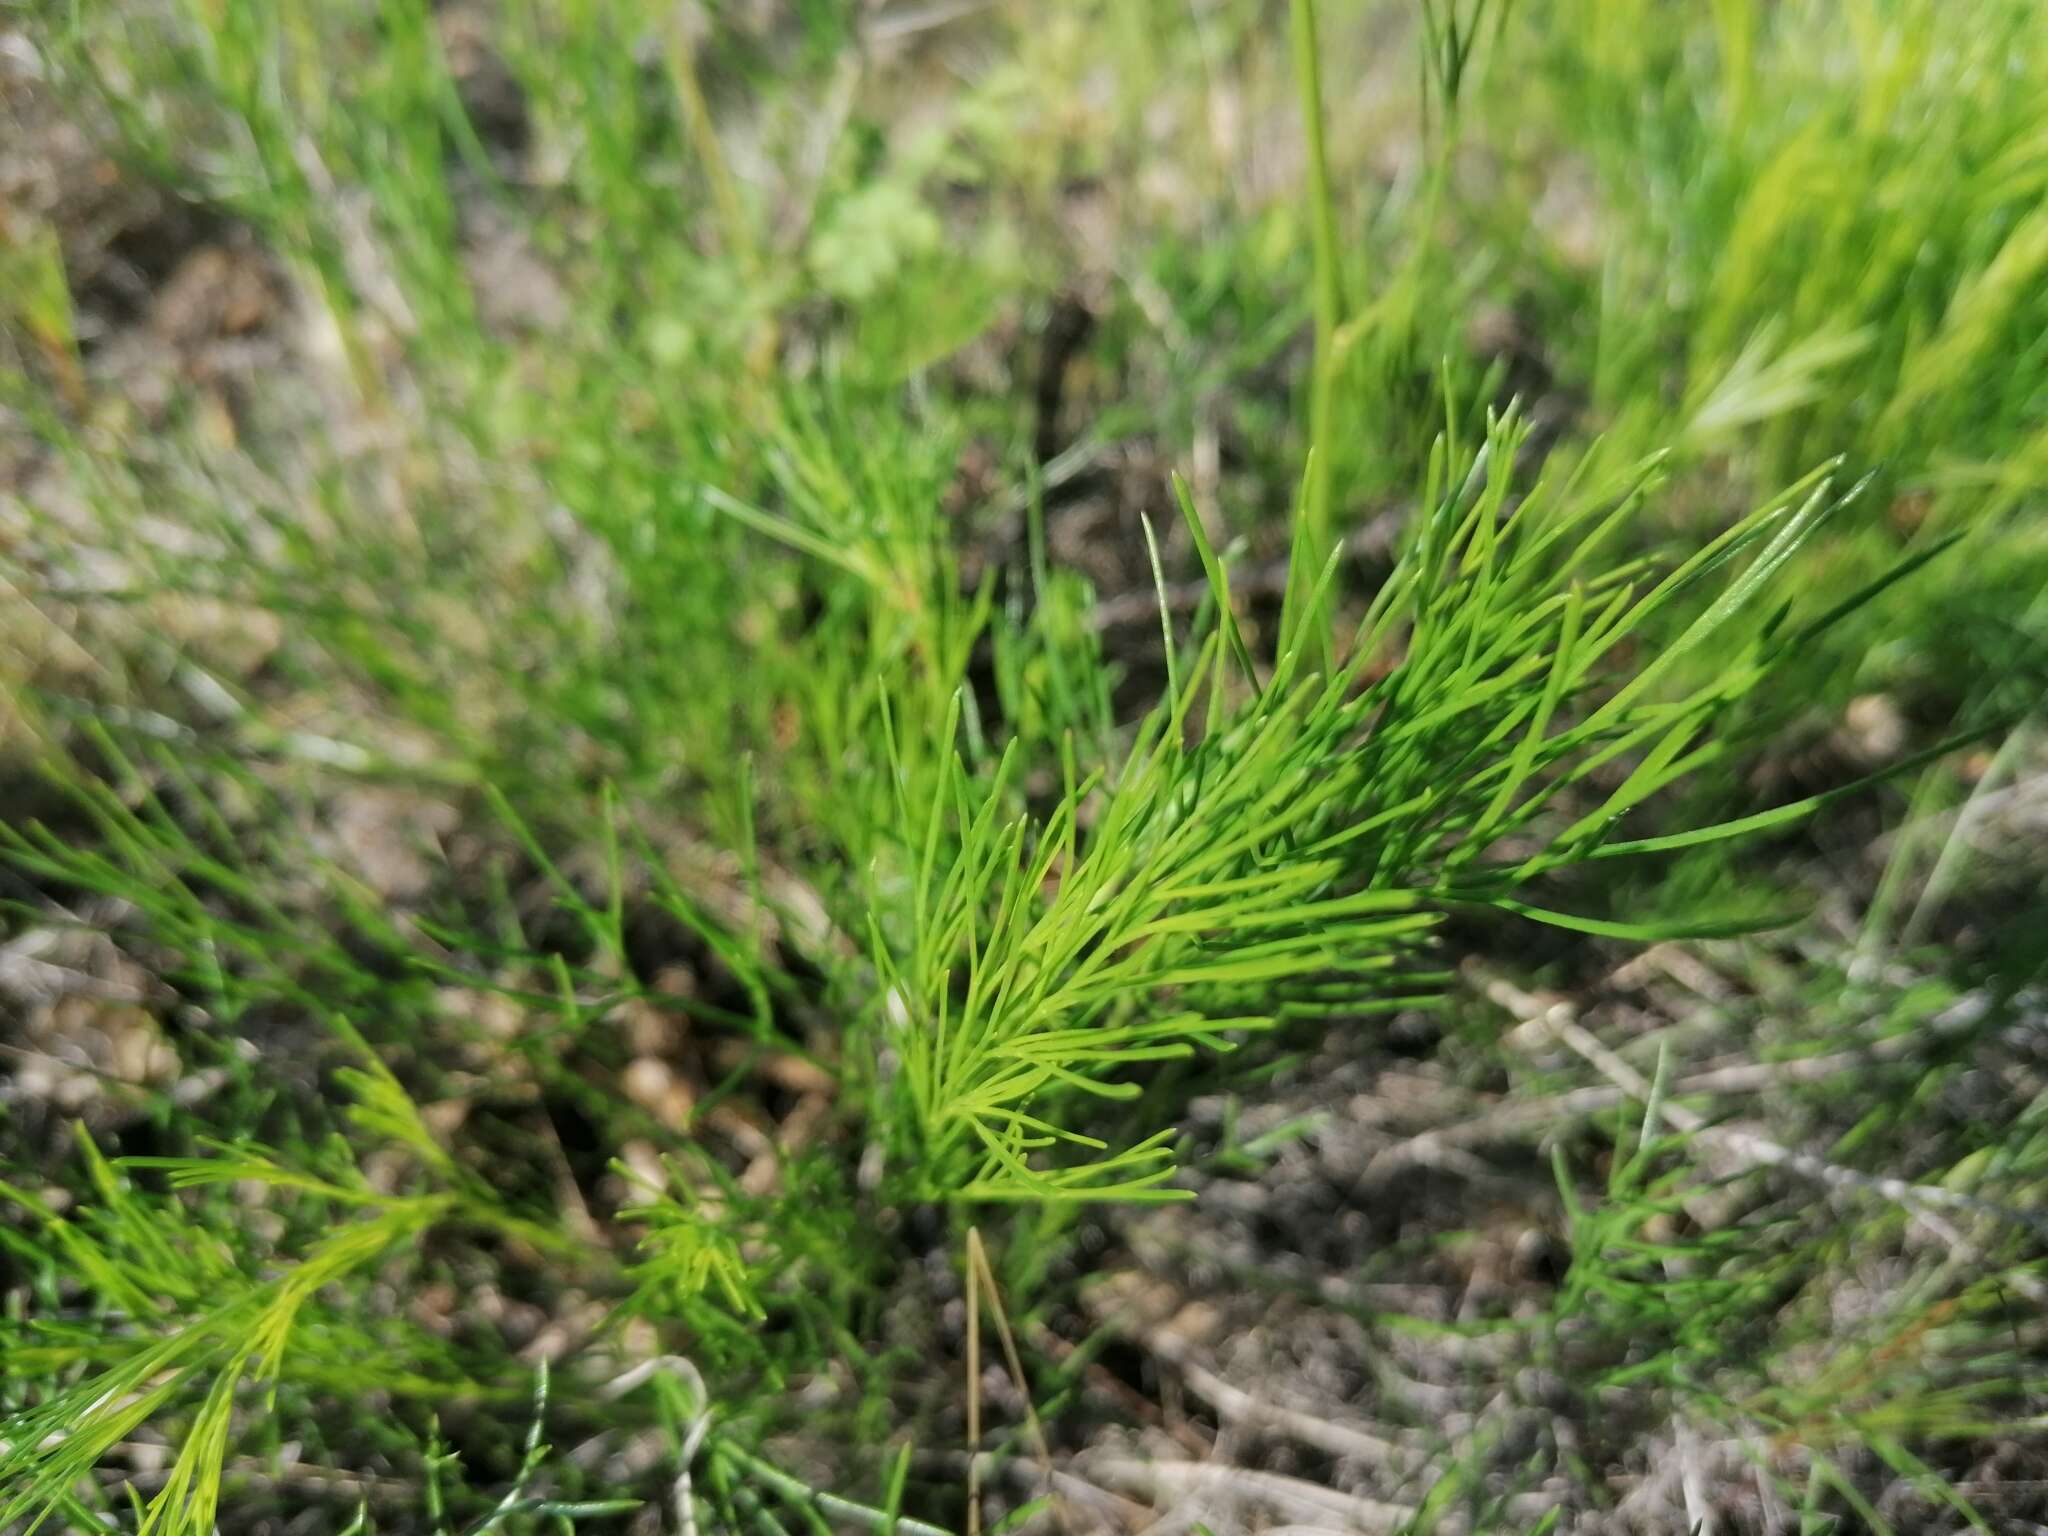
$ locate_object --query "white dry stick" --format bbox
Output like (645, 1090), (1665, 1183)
(1087, 1458), (1420, 1534)
(1091, 1459), (1558, 1534)
(1479, 974), (2048, 1306)
(672, 1400), (712, 1536)
(1138, 1331), (1420, 1474)
(1674, 1415), (1714, 1536)
(595, 1355), (711, 1536)
(1365, 991), (1991, 1184)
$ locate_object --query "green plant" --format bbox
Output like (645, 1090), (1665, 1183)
(5, 0), (2043, 1531)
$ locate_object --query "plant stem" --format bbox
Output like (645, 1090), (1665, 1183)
(715, 1444), (955, 1536)
(1288, 0), (1346, 670)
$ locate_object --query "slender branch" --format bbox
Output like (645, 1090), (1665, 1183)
(714, 1444), (956, 1536)
(1287, 0), (1346, 669)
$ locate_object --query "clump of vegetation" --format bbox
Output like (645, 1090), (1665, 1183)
(3, 1), (2042, 1532)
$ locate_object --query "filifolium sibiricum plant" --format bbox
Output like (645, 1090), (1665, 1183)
(0, 1), (1958, 1531)
(856, 418), (1920, 1206)
(1, 405), (1915, 1533)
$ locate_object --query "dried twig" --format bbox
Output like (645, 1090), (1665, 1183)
(1365, 987), (1995, 1185)
(1085, 1457), (1420, 1533)
(1476, 972), (2048, 1303)
(1132, 1326), (1419, 1474)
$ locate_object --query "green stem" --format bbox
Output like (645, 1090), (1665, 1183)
(715, 1443), (955, 1536)
(1288, 0), (1346, 670)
